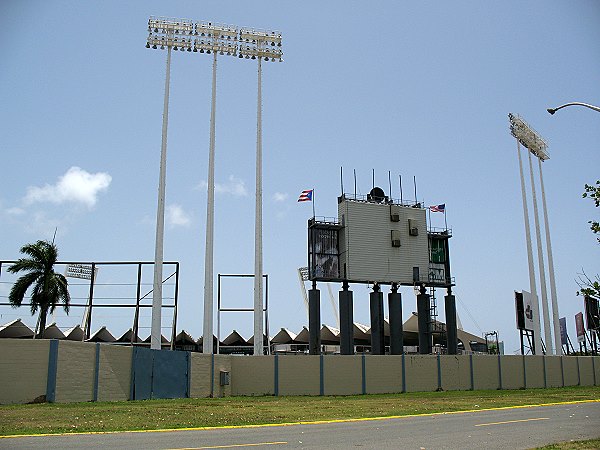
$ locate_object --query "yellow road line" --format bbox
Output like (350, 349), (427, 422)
(1, 399), (598, 439)
(168, 441), (287, 449)
(475, 417), (550, 427)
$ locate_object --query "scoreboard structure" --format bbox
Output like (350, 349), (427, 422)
(305, 186), (456, 357)
(308, 190), (452, 287)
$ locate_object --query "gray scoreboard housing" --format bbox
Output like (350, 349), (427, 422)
(339, 199), (428, 284)
(308, 194), (452, 287)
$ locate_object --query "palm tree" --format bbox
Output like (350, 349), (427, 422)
(8, 240), (70, 338)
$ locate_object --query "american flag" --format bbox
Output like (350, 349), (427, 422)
(298, 189), (313, 202)
(429, 204), (445, 213)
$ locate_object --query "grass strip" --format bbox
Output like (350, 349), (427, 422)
(535, 438), (600, 449)
(0, 386), (598, 436)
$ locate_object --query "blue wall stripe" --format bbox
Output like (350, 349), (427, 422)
(437, 354), (442, 391)
(46, 339), (59, 403)
(401, 353), (406, 393)
(542, 356), (547, 388)
(93, 343), (100, 401)
(497, 353), (503, 390)
(469, 354), (474, 390)
(187, 351), (191, 398)
(274, 354), (279, 396)
(319, 354), (324, 396)
(361, 354), (366, 395)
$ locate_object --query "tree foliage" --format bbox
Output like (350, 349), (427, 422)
(7, 240), (70, 338)
(578, 180), (600, 299)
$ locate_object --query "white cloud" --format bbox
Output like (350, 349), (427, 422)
(273, 192), (288, 202)
(197, 175), (249, 198)
(166, 204), (191, 228)
(24, 166), (111, 208)
(5, 207), (25, 216)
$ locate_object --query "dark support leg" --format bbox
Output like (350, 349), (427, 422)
(417, 285), (431, 354)
(309, 281), (321, 355)
(339, 281), (354, 355)
(388, 283), (403, 355)
(370, 284), (385, 355)
(445, 288), (458, 355)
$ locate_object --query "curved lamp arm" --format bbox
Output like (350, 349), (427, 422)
(547, 102), (600, 115)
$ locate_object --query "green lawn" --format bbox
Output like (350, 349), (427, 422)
(0, 386), (598, 436)
(535, 438), (600, 449)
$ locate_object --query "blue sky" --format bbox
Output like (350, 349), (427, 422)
(1, 1), (599, 354)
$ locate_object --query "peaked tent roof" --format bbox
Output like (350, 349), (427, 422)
(43, 323), (66, 339)
(271, 328), (297, 344)
(88, 326), (116, 343)
(294, 326), (309, 343)
(64, 325), (85, 341)
(174, 330), (196, 345)
(117, 328), (141, 343)
(222, 330), (247, 346)
(320, 325), (340, 344)
(0, 319), (34, 338)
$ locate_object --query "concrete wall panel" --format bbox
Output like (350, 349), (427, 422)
(55, 340), (95, 403)
(323, 355), (362, 395)
(578, 357), (594, 386)
(364, 355), (403, 394)
(405, 355), (438, 392)
(97, 345), (132, 402)
(562, 357), (580, 387)
(278, 356), (320, 396)
(440, 355), (471, 391)
(544, 356), (563, 388)
(472, 356), (500, 390)
(230, 356), (274, 396)
(0, 339), (49, 404)
(190, 353), (212, 398)
(523, 355), (544, 389)
(594, 357), (600, 386)
(500, 355), (524, 390)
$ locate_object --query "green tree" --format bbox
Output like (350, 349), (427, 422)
(578, 180), (600, 299)
(7, 240), (70, 338)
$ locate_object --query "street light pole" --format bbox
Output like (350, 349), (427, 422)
(547, 102), (600, 115)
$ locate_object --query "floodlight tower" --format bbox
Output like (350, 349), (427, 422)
(193, 22), (240, 354)
(509, 114), (559, 354)
(146, 17), (194, 350)
(238, 27), (283, 355)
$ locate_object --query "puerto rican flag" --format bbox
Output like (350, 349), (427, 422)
(298, 189), (313, 202)
(429, 204), (445, 213)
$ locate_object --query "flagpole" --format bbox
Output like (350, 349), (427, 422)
(444, 207), (448, 231)
(312, 188), (316, 218)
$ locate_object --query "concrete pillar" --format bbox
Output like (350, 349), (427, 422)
(417, 285), (431, 354)
(309, 282), (321, 355)
(370, 284), (385, 355)
(388, 283), (403, 355)
(339, 281), (354, 355)
(445, 289), (458, 355)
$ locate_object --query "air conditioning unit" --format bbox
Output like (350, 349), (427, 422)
(391, 230), (401, 247)
(390, 205), (400, 222)
(408, 219), (419, 236)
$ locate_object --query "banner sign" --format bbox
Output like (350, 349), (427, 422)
(559, 317), (567, 346)
(65, 264), (97, 281)
(575, 312), (585, 344)
(515, 290), (535, 331)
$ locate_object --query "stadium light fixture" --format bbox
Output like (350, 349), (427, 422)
(547, 102), (600, 115)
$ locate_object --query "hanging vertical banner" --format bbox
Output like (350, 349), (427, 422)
(575, 312), (585, 344)
(559, 317), (568, 346)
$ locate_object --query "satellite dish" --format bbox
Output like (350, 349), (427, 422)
(368, 186), (386, 203)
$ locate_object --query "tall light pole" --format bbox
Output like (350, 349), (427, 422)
(194, 22), (240, 355)
(147, 17), (194, 350)
(239, 27), (283, 355)
(509, 113), (558, 354)
(148, 18), (282, 354)
(548, 102), (600, 115)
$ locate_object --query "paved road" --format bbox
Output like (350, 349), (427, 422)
(2, 401), (598, 450)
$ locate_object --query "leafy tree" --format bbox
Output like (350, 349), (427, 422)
(577, 180), (600, 299)
(7, 240), (70, 338)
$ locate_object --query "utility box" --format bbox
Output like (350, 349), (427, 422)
(219, 370), (230, 386)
